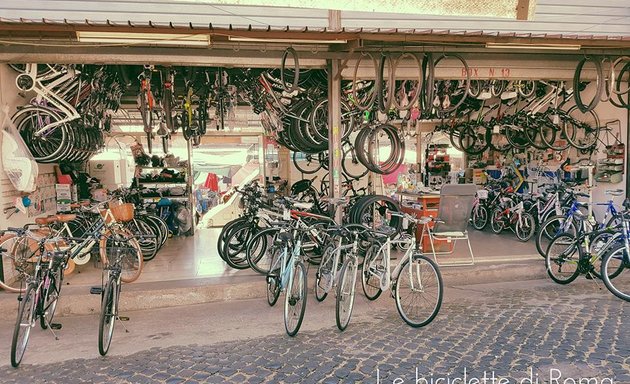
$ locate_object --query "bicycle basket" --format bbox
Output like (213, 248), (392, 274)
(109, 203), (135, 222)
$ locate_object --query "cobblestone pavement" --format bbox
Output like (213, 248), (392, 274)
(1, 280), (628, 384)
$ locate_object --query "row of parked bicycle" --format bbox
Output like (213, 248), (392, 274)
(0, 190), (172, 367)
(470, 173), (630, 302)
(216, 181), (442, 336)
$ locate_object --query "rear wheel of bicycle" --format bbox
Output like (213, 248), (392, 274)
(11, 283), (36, 367)
(217, 218), (247, 261)
(536, 215), (577, 258)
(515, 212), (536, 242)
(222, 222), (256, 270)
(284, 260), (307, 337)
(98, 279), (116, 356)
(361, 243), (384, 300)
(266, 274), (281, 307)
(471, 205), (489, 230)
(125, 219), (159, 261)
(0, 234), (29, 293)
(504, 124), (530, 150)
(40, 266), (63, 330)
(394, 254), (443, 328)
(246, 228), (279, 275)
(336, 257), (358, 331)
(589, 229), (620, 280)
(545, 233), (580, 284)
(292, 152), (322, 175)
(315, 244), (336, 302)
(601, 244), (630, 301)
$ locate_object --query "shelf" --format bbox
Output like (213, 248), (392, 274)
(142, 196), (190, 202)
(138, 166), (188, 171)
(138, 181), (188, 185)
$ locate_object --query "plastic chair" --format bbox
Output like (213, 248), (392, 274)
(421, 184), (477, 266)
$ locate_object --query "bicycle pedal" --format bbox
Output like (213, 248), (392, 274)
(50, 323), (62, 330)
(119, 316), (130, 321)
(90, 287), (102, 295)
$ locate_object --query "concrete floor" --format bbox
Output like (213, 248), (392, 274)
(59, 227), (540, 289)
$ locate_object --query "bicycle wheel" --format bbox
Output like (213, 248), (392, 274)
(11, 284), (36, 367)
(284, 260), (307, 337)
(361, 243), (384, 300)
(0, 234), (30, 293)
(601, 244), (630, 301)
(535, 215), (577, 258)
(40, 264), (63, 330)
(99, 230), (143, 283)
(471, 204), (488, 230)
(394, 254), (443, 328)
(490, 209), (505, 234)
(266, 274), (281, 307)
(125, 219), (159, 262)
(315, 244), (336, 302)
(564, 107), (600, 150)
(222, 222), (255, 270)
(246, 228), (278, 275)
(336, 257), (358, 331)
(515, 212), (536, 242)
(98, 279), (116, 356)
(292, 152), (322, 175)
(217, 218), (247, 261)
(545, 233), (580, 284)
(589, 230), (621, 280)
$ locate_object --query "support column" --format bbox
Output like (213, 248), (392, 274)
(186, 138), (195, 235)
(327, 59), (343, 223)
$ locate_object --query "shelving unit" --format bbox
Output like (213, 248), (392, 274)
(596, 143), (624, 184)
(135, 164), (195, 235)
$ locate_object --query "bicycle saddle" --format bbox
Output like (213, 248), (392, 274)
(35, 216), (57, 225)
(278, 231), (293, 242)
(573, 210), (588, 221)
(56, 214), (77, 223)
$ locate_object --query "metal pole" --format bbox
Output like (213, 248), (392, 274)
(626, 105), (630, 199)
(327, 59), (343, 223)
(187, 137), (195, 235)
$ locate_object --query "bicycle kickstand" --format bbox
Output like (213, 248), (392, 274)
(117, 315), (131, 333)
(45, 319), (62, 340)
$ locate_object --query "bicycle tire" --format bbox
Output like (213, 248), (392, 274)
(217, 217), (247, 261)
(421, 53), (434, 114)
(432, 54), (470, 113)
(471, 204), (489, 230)
(284, 260), (307, 337)
(545, 233), (580, 284)
(490, 209), (505, 234)
(292, 152), (322, 175)
(267, 274), (281, 307)
(342, 144), (369, 179)
(392, 53), (423, 111)
(352, 53), (378, 111)
(601, 244), (630, 301)
(377, 54), (395, 113)
(40, 263), (63, 330)
(503, 124), (530, 150)
(535, 215), (578, 258)
(280, 47), (300, 93)
(222, 222), (257, 270)
(99, 230), (143, 283)
(361, 243), (384, 300)
(395, 254), (443, 328)
(573, 56), (604, 113)
(336, 257), (358, 331)
(98, 278), (116, 356)
(246, 228), (279, 275)
(315, 244), (336, 302)
(0, 234), (27, 293)
(515, 212), (536, 242)
(458, 124), (490, 155)
(564, 106), (600, 150)
(11, 283), (36, 367)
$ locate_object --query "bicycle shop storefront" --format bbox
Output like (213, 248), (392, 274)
(0, 10), (629, 312)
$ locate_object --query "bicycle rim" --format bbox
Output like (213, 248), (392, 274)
(545, 233), (580, 284)
(284, 261), (307, 337)
(98, 280), (116, 356)
(336, 258), (358, 331)
(395, 254), (443, 328)
(602, 245), (630, 301)
(11, 284), (36, 367)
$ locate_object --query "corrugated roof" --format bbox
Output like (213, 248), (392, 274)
(0, 0), (628, 40)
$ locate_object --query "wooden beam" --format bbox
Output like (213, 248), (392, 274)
(516, 0), (530, 21)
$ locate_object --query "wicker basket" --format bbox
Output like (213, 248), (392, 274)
(109, 203), (134, 223)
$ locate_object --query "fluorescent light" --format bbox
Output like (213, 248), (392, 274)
(485, 42), (581, 51)
(228, 36), (347, 44)
(77, 31), (210, 47)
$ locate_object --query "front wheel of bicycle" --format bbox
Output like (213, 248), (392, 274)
(545, 233), (580, 284)
(471, 204), (488, 230)
(394, 254), (443, 328)
(336, 257), (358, 331)
(315, 245), (336, 302)
(98, 279), (117, 356)
(515, 212), (536, 242)
(284, 261), (307, 337)
(11, 283), (36, 367)
(601, 244), (630, 301)
(40, 266), (63, 330)
(99, 230), (143, 283)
